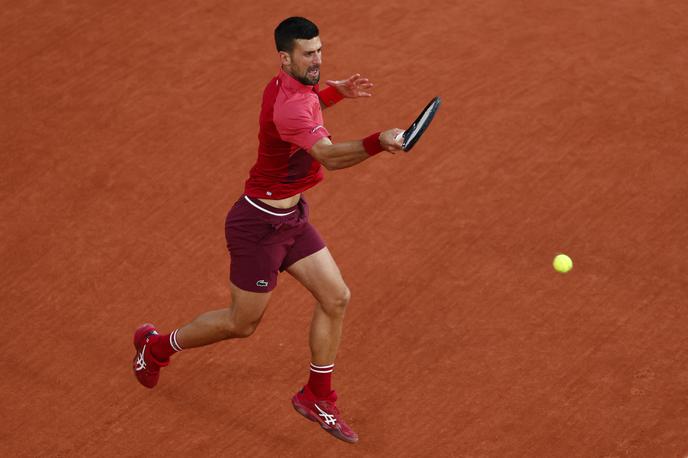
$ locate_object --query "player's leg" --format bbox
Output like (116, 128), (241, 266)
(174, 282), (272, 348)
(173, 193), (283, 348)
(134, 196), (288, 388)
(133, 195), (284, 389)
(286, 247), (350, 366)
(132, 283), (271, 389)
(287, 245), (359, 443)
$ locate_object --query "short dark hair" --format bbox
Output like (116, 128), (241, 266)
(274, 17), (319, 53)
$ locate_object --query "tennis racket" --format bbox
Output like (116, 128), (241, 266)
(396, 96), (442, 152)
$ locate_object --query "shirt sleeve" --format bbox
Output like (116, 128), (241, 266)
(274, 99), (331, 151)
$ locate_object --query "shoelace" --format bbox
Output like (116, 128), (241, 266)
(134, 344), (147, 371)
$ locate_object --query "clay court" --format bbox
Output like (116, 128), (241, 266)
(2, 0), (688, 456)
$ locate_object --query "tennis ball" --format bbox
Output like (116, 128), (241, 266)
(553, 254), (573, 273)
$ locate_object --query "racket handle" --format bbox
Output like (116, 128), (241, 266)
(395, 131), (405, 142)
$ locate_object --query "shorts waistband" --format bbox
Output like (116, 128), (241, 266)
(243, 195), (298, 216)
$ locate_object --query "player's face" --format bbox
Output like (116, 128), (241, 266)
(281, 37), (322, 85)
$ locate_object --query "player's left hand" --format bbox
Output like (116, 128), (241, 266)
(326, 74), (373, 98)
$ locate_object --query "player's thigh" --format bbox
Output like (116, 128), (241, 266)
(229, 281), (272, 326)
(285, 247), (349, 306)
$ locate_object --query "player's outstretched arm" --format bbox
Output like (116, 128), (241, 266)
(309, 129), (404, 170)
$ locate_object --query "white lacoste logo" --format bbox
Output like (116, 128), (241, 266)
(314, 404), (337, 426)
(135, 344), (147, 371)
(311, 125), (325, 134)
(256, 280), (269, 287)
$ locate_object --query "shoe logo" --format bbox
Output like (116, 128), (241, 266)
(311, 125), (325, 134)
(134, 344), (147, 371)
(314, 403), (337, 426)
(256, 280), (269, 287)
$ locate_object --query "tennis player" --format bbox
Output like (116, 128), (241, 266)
(132, 16), (403, 444)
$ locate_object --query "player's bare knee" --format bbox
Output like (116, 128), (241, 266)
(322, 285), (351, 316)
(219, 317), (260, 339)
(232, 322), (258, 338)
(225, 320), (259, 339)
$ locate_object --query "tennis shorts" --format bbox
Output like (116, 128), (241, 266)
(225, 194), (325, 293)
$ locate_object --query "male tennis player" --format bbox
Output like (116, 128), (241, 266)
(132, 17), (403, 443)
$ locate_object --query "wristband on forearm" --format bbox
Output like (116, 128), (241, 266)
(318, 86), (344, 107)
(362, 132), (383, 156)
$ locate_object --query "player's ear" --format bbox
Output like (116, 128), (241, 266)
(279, 51), (291, 66)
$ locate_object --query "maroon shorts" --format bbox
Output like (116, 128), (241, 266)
(225, 195), (326, 293)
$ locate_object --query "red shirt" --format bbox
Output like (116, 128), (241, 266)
(244, 70), (331, 199)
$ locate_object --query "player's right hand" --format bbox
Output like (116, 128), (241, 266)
(379, 128), (405, 153)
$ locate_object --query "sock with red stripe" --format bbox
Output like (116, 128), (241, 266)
(307, 362), (334, 399)
(150, 329), (183, 361)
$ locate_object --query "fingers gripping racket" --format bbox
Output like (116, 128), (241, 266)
(396, 96), (442, 152)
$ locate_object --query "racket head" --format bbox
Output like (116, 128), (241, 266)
(401, 96), (442, 151)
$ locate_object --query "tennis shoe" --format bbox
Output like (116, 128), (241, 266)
(291, 385), (358, 444)
(132, 323), (169, 388)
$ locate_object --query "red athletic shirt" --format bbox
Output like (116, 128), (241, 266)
(244, 70), (331, 199)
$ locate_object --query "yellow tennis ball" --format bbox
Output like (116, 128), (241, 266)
(553, 254), (573, 273)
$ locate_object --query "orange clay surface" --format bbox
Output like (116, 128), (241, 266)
(2, 1), (688, 456)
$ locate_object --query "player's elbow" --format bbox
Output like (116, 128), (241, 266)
(320, 158), (341, 170)
(309, 142), (338, 170)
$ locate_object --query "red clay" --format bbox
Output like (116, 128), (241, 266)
(2, 1), (688, 456)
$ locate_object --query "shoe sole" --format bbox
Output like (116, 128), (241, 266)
(291, 398), (359, 444)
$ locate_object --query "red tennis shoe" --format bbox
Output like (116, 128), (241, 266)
(132, 323), (169, 389)
(291, 385), (359, 444)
